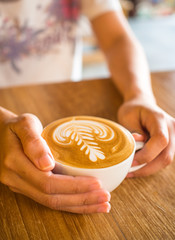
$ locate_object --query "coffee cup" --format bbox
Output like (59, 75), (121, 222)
(42, 116), (144, 192)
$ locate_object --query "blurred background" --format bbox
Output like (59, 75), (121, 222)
(81, 0), (175, 80)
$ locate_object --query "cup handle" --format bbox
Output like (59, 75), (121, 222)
(129, 141), (146, 172)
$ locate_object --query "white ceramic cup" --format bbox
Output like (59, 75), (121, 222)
(53, 128), (144, 193)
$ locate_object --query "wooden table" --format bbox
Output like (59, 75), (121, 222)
(0, 71), (175, 240)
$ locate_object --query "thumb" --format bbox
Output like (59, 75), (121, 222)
(10, 113), (55, 171)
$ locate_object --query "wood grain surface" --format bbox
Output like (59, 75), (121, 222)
(0, 71), (175, 240)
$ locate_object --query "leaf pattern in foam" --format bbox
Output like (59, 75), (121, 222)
(53, 119), (115, 162)
(70, 131), (105, 162)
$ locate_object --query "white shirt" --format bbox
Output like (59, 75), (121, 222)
(0, 0), (121, 88)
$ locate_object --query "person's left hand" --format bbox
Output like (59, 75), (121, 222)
(117, 96), (175, 177)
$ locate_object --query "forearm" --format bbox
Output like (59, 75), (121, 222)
(91, 11), (156, 103)
(105, 35), (155, 102)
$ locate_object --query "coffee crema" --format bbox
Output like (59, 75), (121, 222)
(42, 116), (135, 169)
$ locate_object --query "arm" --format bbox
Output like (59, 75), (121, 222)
(91, 11), (175, 176)
(91, 11), (154, 102)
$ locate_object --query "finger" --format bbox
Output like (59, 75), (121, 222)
(132, 133), (146, 142)
(127, 134), (175, 177)
(50, 189), (111, 207)
(127, 149), (174, 177)
(10, 113), (55, 171)
(6, 170), (110, 213)
(39, 174), (103, 194)
(59, 202), (111, 214)
(134, 114), (169, 165)
(41, 189), (110, 210)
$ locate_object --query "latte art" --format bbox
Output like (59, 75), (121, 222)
(42, 116), (135, 169)
(53, 120), (115, 162)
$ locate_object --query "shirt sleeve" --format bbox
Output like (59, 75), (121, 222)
(81, 0), (122, 20)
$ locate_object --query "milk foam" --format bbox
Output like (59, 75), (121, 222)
(42, 116), (135, 169)
(52, 120), (115, 162)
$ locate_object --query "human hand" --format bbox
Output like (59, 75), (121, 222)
(0, 113), (111, 213)
(117, 97), (175, 177)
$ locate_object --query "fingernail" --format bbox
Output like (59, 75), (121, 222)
(98, 192), (111, 203)
(97, 203), (111, 213)
(126, 173), (134, 178)
(38, 154), (55, 170)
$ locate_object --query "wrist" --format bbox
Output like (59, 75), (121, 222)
(123, 90), (157, 105)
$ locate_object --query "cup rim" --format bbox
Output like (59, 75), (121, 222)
(43, 115), (136, 171)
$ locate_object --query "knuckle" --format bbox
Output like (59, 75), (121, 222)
(17, 113), (41, 132)
(18, 113), (33, 126)
(19, 113), (37, 124)
(25, 136), (41, 150)
(163, 156), (173, 168)
(72, 184), (79, 194)
(39, 177), (52, 194)
(46, 196), (61, 210)
(157, 132), (169, 148)
(0, 172), (12, 187)
(71, 177), (82, 193)
(3, 155), (13, 171)
(72, 176), (85, 194)
(79, 194), (89, 206)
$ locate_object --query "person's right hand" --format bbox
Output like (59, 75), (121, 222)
(0, 112), (111, 214)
